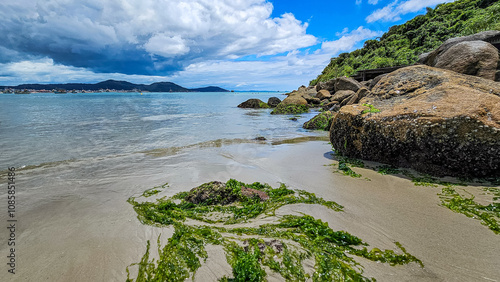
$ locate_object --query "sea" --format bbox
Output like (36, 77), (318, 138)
(0, 91), (323, 169)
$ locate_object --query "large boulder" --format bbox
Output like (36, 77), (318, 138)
(419, 30), (500, 65)
(419, 30), (500, 81)
(433, 41), (498, 80)
(238, 98), (269, 108)
(335, 77), (363, 92)
(330, 65), (500, 177)
(267, 97), (281, 107)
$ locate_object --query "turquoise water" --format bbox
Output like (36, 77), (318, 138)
(0, 92), (321, 167)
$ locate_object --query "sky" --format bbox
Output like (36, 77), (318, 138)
(0, 0), (456, 91)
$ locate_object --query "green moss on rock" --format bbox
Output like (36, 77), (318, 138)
(303, 111), (336, 130)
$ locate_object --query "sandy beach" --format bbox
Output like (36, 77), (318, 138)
(1, 139), (498, 281)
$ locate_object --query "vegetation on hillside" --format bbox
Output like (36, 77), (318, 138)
(311, 0), (500, 85)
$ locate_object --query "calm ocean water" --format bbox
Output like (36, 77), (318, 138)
(0, 92), (323, 168)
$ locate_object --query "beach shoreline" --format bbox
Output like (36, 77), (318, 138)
(1, 139), (498, 281)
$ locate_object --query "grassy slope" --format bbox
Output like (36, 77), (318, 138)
(311, 0), (500, 85)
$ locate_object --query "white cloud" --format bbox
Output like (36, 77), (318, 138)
(144, 34), (190, 57)
(357, 0), (380, 5)
(321, 26), (382, 54)
(0, 0), (317, 74)
(0, 26), (381, 91)
(366, 1), (400, 22)
(366, 0), (457, 23)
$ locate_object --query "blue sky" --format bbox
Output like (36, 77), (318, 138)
(0, 0), (455, 90)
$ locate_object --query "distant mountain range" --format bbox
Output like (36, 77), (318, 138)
(2, 79), (229, 92)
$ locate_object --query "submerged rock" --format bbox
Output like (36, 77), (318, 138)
(330, 65), (500, 177)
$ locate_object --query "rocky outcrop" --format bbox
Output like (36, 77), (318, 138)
(330, 65), (500, 177)
(419, 30), (500, 81)
(303, 111), (336, 130)
(238, 98), (269, 108)
(267, 97), (281, 107)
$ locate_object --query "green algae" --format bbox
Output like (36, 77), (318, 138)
(126, 179), (423, 281)
(328, 155), (500, 235)
(330, 152), (364, 178)
(376, 165), (401, 175)
(439, 187), (500, 234)
(129, 180), (343, 226)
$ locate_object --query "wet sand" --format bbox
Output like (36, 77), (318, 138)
(1, 140), (499, 281)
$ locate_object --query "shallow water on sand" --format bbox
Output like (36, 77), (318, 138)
(1, 92), (499, 281)
(0, 91), (320, 168)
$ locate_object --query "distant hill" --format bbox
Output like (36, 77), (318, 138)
(311, 0), (500, 85)
(2, 79), (228, 92)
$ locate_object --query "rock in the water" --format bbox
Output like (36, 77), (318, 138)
(335, 77), (363, 92)
(238, 98), (269, 108)
(316, 89), (332, 100)
(331, 90), (355, 103)
(267, 97), (281, 107)
(303, 111), (336, 130)
(331, 65), (500, 177)
(433, 41), (498, 80)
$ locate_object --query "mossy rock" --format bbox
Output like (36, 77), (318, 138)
(303, 111), (336, 130)
(271, 103), (309, 115)
(238, 99), (269, 109)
